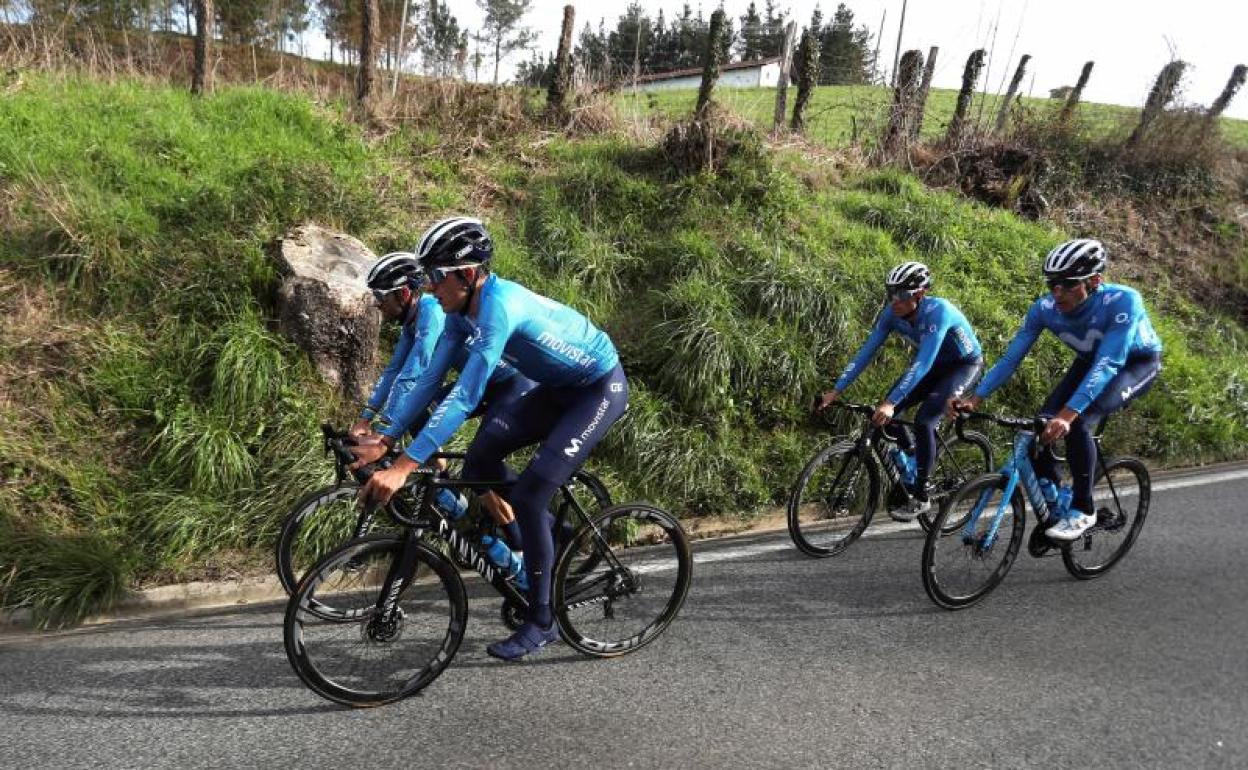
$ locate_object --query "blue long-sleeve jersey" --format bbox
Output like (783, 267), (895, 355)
(361, 293), (445, 420)
(402, 274), (620, 464)
(834, 297), (982, 404)
(975, 283), (1163, 413)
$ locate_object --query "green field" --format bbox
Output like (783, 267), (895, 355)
(615, 85), (1248, 148)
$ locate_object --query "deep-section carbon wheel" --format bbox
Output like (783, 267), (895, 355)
(922, 473), (1025, 610)
(553, 503), (691, 658)
(1062, 457), (1150, 580)
(276, 484), (398, 598)
(787, 441), (880, 557)
(284, 535), (466, 707)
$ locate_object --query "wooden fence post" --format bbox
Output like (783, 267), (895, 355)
(994, 53), (1030, 132)
(883, 49), (923, 156)
(910, 45), (938, 139)
(946, 48), (985, 144)
(1058, 61), (1094, 125)
(772, 21), (798, 134)
(547, 5), (575, 117)
(695, 9), (726, 119)
(790, 27), (821, 133)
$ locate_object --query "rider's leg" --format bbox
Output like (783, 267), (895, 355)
(912, 359), (984, 496)
(463, 384), (552, 551)
(1034, 358), (1092, 484)
(487, 366), (629, 659)
(1066, 354), (1162, 515)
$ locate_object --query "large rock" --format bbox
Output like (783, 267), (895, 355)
(273, 224), (380, 402)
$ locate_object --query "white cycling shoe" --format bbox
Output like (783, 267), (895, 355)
(1045, 510), (1096, 541)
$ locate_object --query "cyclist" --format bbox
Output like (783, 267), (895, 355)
(816, 262), (983, 521)
(951, 238), (1162, 541)
(356, 216), (628, 662)
(351, 252), (444, 439)
(349, 253), (537, 555)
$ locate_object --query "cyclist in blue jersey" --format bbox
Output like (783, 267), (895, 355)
(350, 251), (536, 546)
(816, 262), (984, 521)
(952, 238), (1163, 541)
(351, 252), (444, 439)
(356, 216), (629, 662)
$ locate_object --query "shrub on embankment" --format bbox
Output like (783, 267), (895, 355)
(2, 75), (1246, 625)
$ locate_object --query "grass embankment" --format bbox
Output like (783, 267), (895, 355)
(2, 75), (1247, 625)
(616, 85), (1248, 149)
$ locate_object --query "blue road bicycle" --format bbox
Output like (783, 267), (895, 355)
(921, 412), (1150, 610)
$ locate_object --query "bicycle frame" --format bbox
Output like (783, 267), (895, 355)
(964, 430), (1054, 550)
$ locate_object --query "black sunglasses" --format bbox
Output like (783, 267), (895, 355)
(886, 288), (917, 302)
(1045, 277), (1085, 291)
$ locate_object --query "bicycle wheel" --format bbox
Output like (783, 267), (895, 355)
(920, 430), (995, 533)
(275, 484), (398, 597)
(1062, 457), (1150, 580)
(787, 441), (880, 557)
(922, 473), (1025, 610)
(553, 503), (691, 658)
(284, 535), (467, 708)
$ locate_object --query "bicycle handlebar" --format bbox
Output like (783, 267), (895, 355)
(812, 399), (916, 428)
(954, 411), (1047, 439)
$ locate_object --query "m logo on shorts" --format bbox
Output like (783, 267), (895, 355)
(564, 438), (582, 458)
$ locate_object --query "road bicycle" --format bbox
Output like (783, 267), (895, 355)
(788, 401), (994, 557)
(921, 412), (1150, 610)
(283, 425), (692, 707)
(274, 435), (613, 599)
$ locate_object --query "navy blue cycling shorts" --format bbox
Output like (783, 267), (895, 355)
(1040, 352), (1162, 426)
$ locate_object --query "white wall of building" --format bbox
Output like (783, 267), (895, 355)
(636, 61), (782, 93)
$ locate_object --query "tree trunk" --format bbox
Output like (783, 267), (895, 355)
(547, 5), (576, 117)
(392, 0), (410, 96)
(790, 27), (820, 132)
(357, 0), (380, 112)
(493, 35), (501, 84)
(995, 53), (1031, 132)
(883, 49), (923, 156)
(889, 0), (907, 87)
(1127, 60), (1187, 147)
(1058, 61), (1094, 125)
(947, 48), (985, 144)
(191, 0), (212, 96)
(772, 21), (797, 134)
(695, 9), (726, 119)
(910, 45), (938, 139)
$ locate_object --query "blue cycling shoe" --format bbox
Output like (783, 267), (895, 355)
(486, 620), (559, 662)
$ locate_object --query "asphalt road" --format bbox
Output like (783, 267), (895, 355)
(2, 473), (1246, 769)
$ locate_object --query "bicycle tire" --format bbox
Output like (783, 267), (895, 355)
(284, 535), (467, 708)
(553, 503), (691, 658)
(921, 473), (1025, 610)
(919, 430), (995, 534)
(1062, 456), (1150, 580)
(787, 441), (880, 557)
(276, 484), (382, 597)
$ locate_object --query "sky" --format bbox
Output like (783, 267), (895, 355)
(305, 0), (1248, 120)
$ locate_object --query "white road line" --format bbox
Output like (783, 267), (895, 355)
(667, 465), (1248, 570)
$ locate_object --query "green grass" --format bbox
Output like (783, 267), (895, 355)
(616, 85), (1248, 150)
(1, 74), (1246, 624)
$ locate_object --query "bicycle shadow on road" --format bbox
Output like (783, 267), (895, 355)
(0, 603), (338, 719)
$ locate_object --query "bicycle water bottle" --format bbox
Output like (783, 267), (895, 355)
(1037, 479), (1060, 522)
(435, 487), (469, 521)
(890, 448), (917, 488)
(481, 535), (529, 591)
(1055, 486), (1074, 518)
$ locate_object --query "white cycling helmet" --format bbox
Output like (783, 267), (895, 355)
(1043, 238), (1106, 281)
(885, 261), (931, 294)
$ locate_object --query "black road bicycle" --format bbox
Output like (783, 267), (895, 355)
(788, 401), (994, 558)
(274, 439), (613, 599)
(283, 425), (692, 707)
(921, 412), (1150, 610)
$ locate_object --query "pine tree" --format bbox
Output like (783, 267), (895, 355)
(736, 1), (762, 61)
(477, 0), (535, 84)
